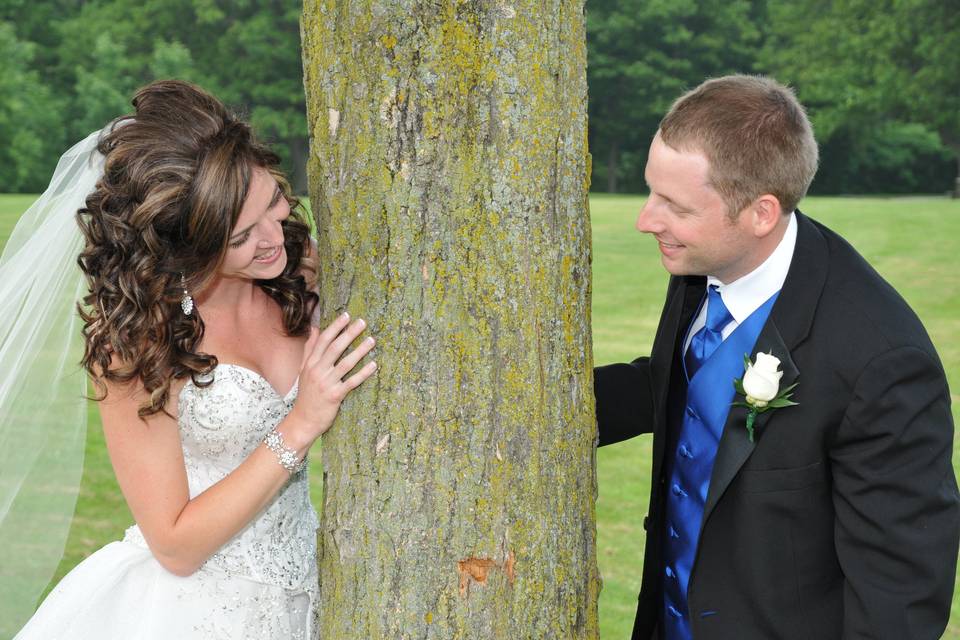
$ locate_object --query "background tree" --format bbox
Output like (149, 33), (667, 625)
(302, 0), (600, 637)
(586, 0), (762, 193)
(0, 22), (61, 193)
(210, 2), (310, 192)
(878, 0), (959, 196)
(0, 0), (310, 192)
(1, 0), (956, 196)
(759, 0), (958, 196)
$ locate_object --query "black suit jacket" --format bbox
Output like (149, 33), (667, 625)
(595, 212), (959, 639)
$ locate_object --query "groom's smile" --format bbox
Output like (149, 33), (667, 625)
(654, 237), (685, 257)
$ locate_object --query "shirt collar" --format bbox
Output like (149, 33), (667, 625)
(708, 212), (797, 324)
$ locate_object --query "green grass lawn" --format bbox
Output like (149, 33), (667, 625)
(2, 193), (958, 637)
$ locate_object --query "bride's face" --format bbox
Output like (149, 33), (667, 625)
(220, 167), (290, 280)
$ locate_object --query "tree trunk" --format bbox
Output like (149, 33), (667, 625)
(302, 1), (598, 638)
(607, 138), (619, 194)
(953, 150), (960, 199)
(937, 128), (960, 198)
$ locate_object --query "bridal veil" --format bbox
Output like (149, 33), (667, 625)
(0, 129), (104, 636)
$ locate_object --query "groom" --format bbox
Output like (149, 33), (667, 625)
(594, 75), (959, 639)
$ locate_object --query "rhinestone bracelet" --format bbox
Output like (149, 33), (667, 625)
(263, 429), (306, 474)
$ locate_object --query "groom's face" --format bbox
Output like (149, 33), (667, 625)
(636, 134), (756, 283)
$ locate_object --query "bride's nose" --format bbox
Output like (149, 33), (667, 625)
(262, 219), (285, 246)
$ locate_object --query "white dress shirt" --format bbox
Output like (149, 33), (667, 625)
(683, 212), (798, 353)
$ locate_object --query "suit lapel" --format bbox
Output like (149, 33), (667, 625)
(651, 276), (705, 471)
(700, 211), (828, 524)
(702, 321), (799, 519)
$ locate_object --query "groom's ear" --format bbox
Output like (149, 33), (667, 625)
(747, 194), (783, 238)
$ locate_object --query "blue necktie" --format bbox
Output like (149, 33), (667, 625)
(664, 288), (777, 640)
(684, 285), (733, 378)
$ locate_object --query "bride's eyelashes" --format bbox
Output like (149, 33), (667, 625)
(229, 231), (251, 249)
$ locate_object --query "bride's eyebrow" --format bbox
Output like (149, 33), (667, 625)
(229, 185), (282, 240)
(229, 223), (255, 241)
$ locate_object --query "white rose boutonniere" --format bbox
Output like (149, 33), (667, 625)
(733, 351), (798, 442)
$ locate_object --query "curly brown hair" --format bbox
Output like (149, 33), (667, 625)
(77, 80), (318, 417)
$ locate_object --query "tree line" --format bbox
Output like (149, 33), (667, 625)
(2, 0), (956, 196)
(587, 0), (958, 195)
(1, 0), (307, 193)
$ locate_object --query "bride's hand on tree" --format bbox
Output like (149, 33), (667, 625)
(288, 312), (377, 443)
(98, 312), (376, 577)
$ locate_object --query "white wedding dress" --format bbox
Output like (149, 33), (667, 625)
(14, 364), (320, 640)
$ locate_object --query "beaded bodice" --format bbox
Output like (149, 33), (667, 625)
(123, 364), (319, 592)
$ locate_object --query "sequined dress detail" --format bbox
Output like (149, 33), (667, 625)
(15, 365), (320, 640)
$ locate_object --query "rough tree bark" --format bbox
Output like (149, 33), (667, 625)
(302, 2), (598, 637)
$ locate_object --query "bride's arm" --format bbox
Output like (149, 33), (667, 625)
(100, 313), (376, 577)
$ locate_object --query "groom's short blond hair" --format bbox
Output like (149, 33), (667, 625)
(659, 74), (819, 218)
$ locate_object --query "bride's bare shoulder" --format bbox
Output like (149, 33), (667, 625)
(92, 352), (187, 422)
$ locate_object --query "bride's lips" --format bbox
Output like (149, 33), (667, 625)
(253, 245), (283, 264)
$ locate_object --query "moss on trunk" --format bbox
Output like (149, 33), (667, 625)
(302, 1), (597, 636)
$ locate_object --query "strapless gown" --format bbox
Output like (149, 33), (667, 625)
(14, 364), (320, 639)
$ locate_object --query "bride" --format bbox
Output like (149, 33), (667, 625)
(5, 80), (376, 639)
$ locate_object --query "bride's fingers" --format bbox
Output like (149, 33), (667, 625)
(300, 326), (320, 372)
(342, 360), (378, 391)
(332, 336), (376, 379)
(318, 318), (367, 370)
(307, 312), (352, 369)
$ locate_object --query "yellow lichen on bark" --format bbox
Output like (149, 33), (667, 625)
(303, 1), (597, 637)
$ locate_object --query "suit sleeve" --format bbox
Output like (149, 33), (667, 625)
(830, 345), (960, 639)
(594, 357), (655, 447)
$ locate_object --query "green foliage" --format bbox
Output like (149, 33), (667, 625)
(760, 0), (892, 139)
(2, 0), (957, 195)
(0, 1), (308, 193)
(72, 34), (138, 137)
(899, 1), (960, 147)
(586, 0), (762, 193)
(150, 39), (197, 82)
(586, 0), (958, 194)
(759, 0), (959, 193)
(207, 3), (308, 189)
(813, 122), (955, 194)
(0, 22), (63, 192)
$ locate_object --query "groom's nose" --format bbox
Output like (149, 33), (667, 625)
(636, 199), (660, 234)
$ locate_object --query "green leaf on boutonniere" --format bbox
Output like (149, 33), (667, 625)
(767, 397), (799, 409)
(731, 353), (799, 442)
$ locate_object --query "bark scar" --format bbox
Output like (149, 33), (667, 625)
(503, 550), (516, 583)
(328, 108), (340, 136)
(376, 432), (390, 454)
(457, 551), (516, 597)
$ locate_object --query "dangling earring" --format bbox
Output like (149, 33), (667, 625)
(180, 274), (194, 316)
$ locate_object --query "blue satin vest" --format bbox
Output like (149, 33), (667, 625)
(662, 291), (779, 640)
